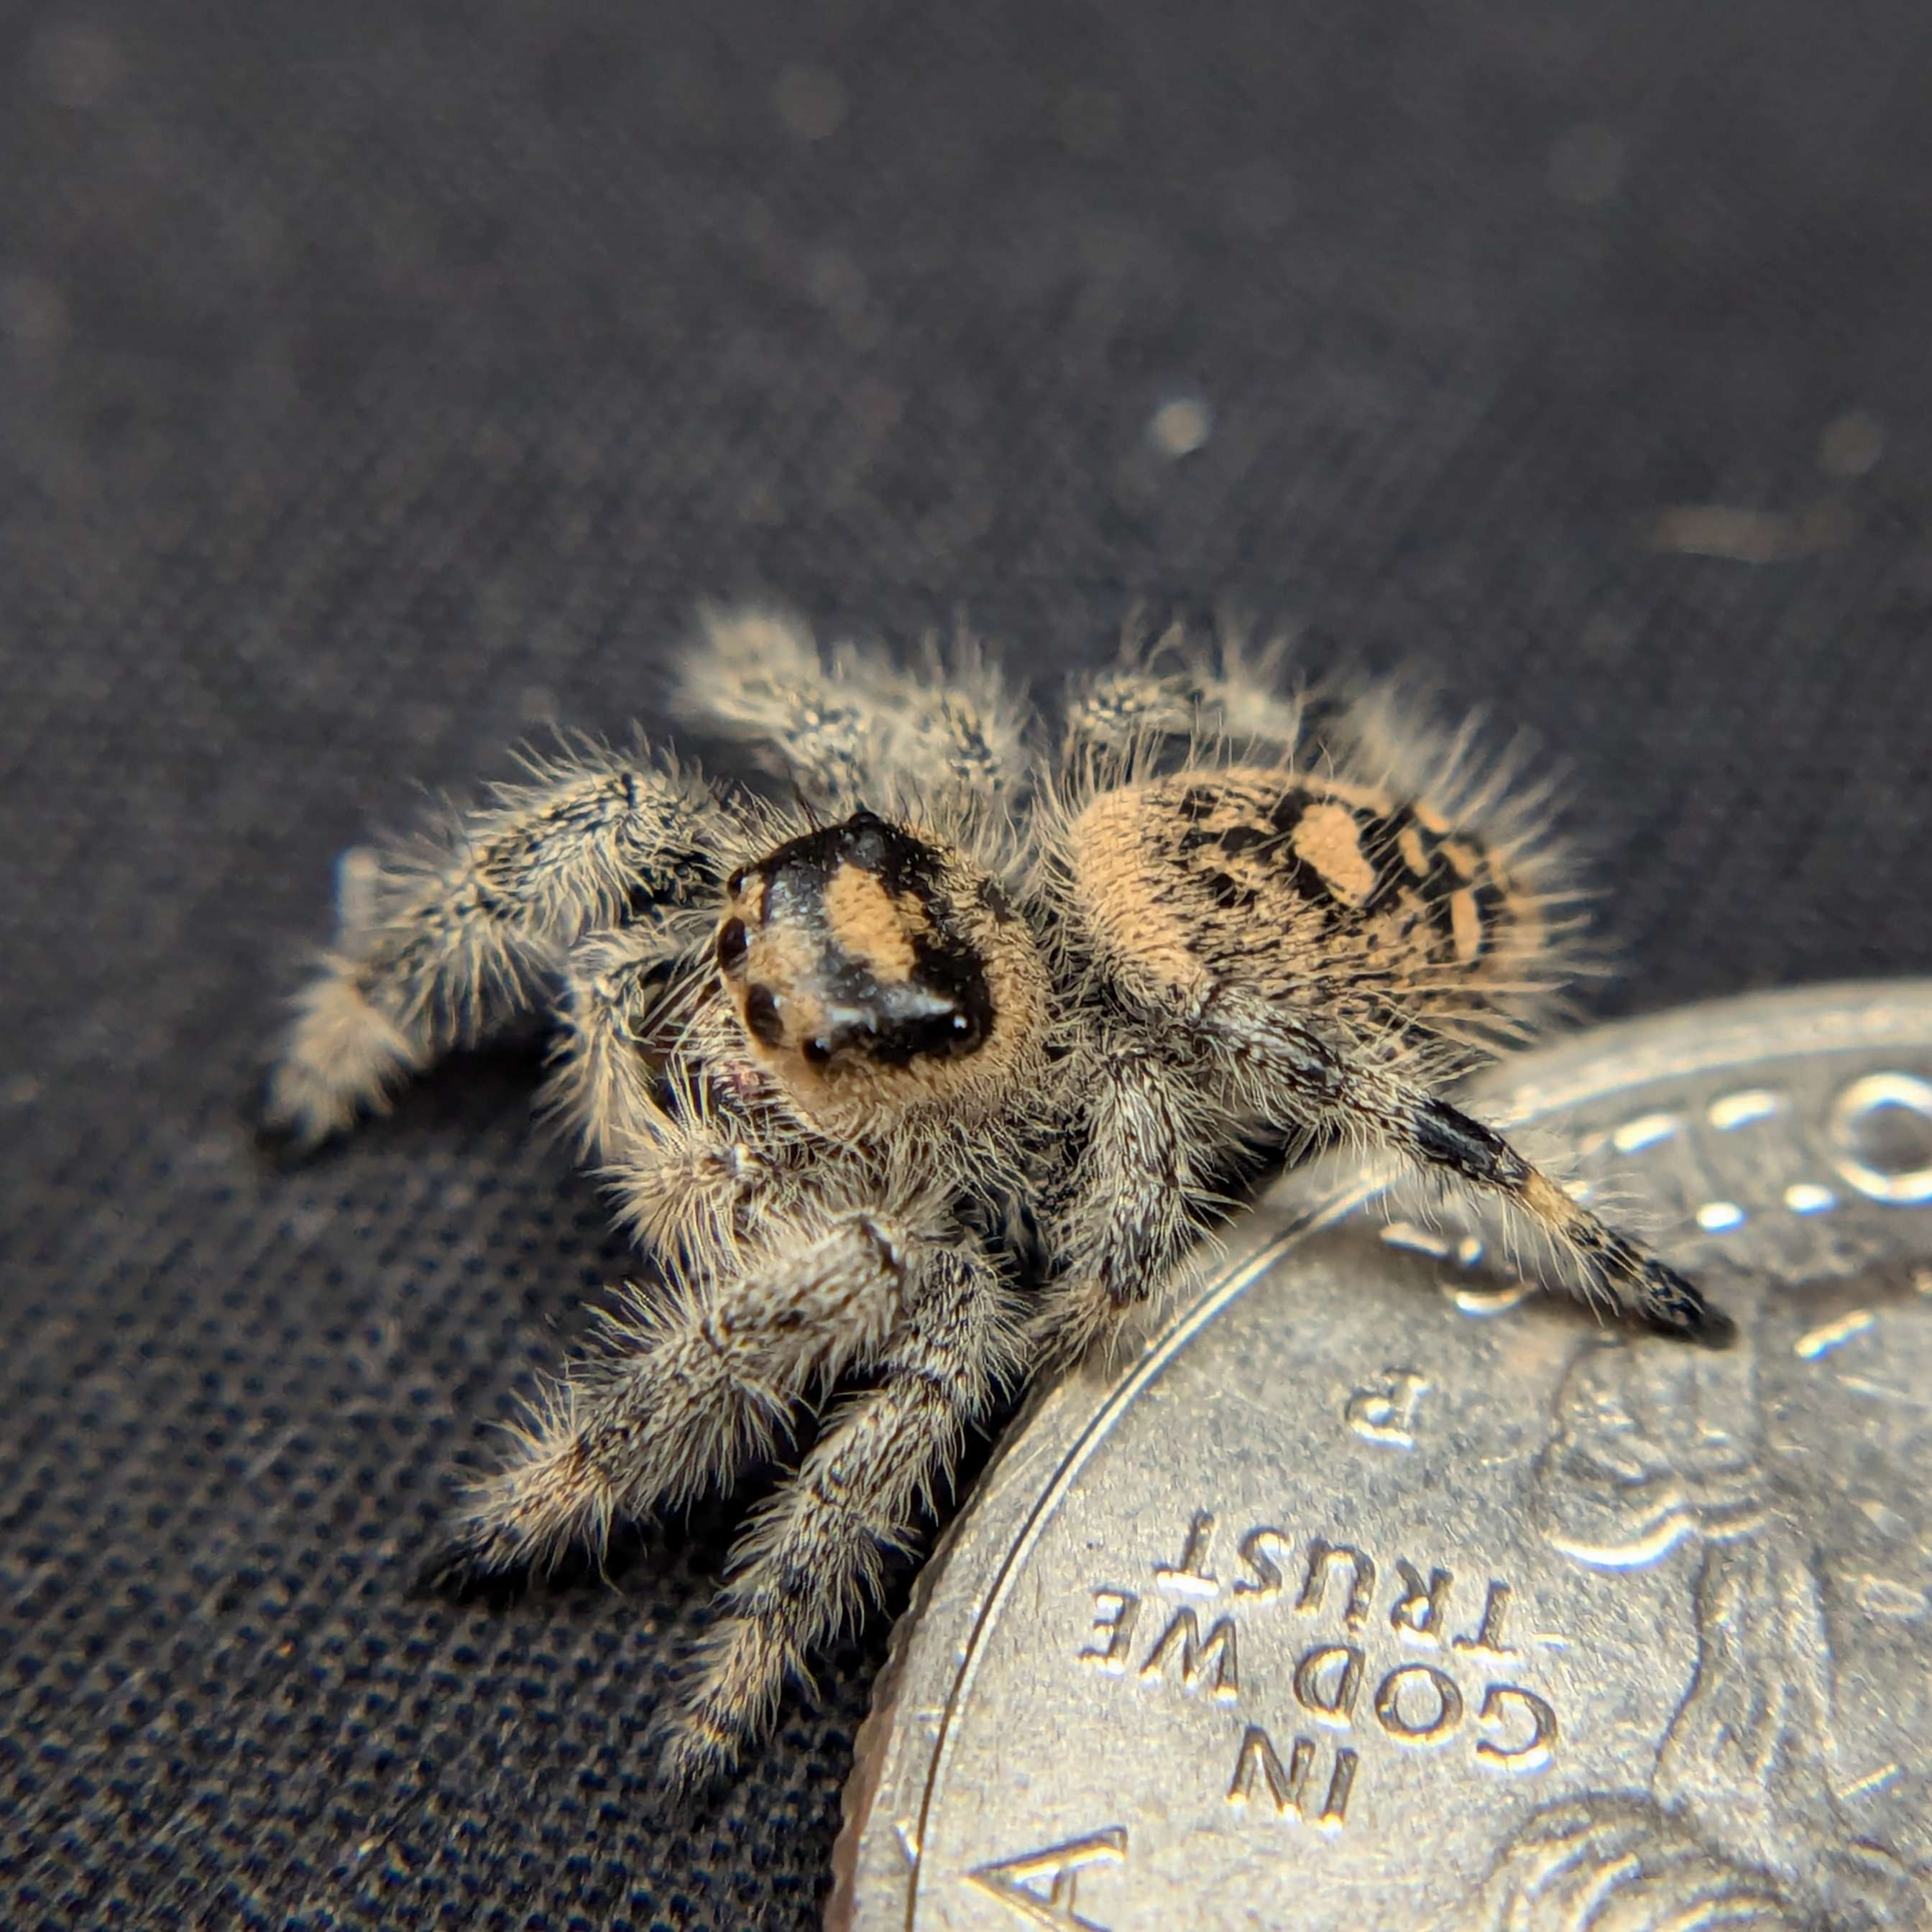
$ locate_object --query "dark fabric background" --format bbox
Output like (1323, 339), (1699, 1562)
(4, 2), (1929, 1926)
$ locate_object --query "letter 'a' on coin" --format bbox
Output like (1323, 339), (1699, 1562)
(832, 981), (1932, 1931)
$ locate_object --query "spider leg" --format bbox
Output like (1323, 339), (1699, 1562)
(546, 923), (699, 1161)
(1031, 1034), (1227, 1367)
(1062, 625), (1304, 772)
(546, 943), (810, 1259)
(1061, 663), (1199, 765)
(422, 1207), (929, 1587)
(677, 604), (1026, 807)
(264, 747), (719, 1146)
(844, 627), (1027, 803)
(654, 1236), (1018, 1791)
(1202, 989), (1734, 1343)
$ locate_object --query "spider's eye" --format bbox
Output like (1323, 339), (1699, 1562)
(715, 917), (748, 975)
(916, 1008), (981, 1054)
(743, 983), (784, 1046)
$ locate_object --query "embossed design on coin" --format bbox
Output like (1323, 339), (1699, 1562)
(829, 983), (1932, 1931)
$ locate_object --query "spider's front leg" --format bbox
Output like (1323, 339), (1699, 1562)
(1202, 989), (1734, 1343)
(655, 1233), (1018, 1790)
(547, 942), (813, 1259)
(263, 746), (718, 1146)
(423, 1203), (926, 1586)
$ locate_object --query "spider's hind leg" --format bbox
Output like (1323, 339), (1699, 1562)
(1205, 991), (1734, 1344)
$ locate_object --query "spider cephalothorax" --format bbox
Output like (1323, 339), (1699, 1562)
(264, 607), (1729, 1790)
(714, 806), (1047, 1136)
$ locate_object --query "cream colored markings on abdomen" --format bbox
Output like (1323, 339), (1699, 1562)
(1065, 786), (1212, 996)
(1448, 890), (1484, 964)
(1289, 802), (1379, 908)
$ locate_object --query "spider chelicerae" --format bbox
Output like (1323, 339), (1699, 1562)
(263, 607), (1731, 1790)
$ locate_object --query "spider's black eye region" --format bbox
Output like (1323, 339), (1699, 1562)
(727, 810), (999, 1073)
(891, 1006), (982, 1059)
(744, 983), (784, 1046)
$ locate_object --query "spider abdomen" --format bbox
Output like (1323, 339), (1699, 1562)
(1064, 765), (1547, 1031)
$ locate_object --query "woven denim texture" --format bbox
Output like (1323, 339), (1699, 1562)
(4, 1), (1931, 1926)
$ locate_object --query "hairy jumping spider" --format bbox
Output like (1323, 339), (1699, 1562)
(264, 609), (1730, 1789)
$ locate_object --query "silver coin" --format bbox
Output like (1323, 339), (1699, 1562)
(829, 980), (1932, 1931)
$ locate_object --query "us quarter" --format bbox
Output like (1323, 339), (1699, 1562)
(829, 981), (1932, 1930)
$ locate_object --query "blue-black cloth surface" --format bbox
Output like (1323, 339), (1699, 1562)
(4, 2), (1930, 1926)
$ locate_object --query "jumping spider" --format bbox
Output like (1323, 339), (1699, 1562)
(264, 607), (1731, 1790)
